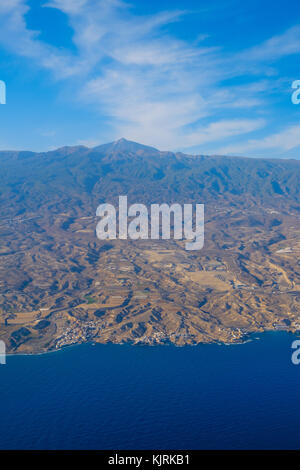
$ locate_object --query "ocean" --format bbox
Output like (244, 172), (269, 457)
(0, 331), (299, 449)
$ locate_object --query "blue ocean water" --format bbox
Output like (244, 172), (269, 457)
(0, 332), (300, 450)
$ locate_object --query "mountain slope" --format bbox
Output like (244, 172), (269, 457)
(0, 138), (300, 218)
(0, 139), (300, 353)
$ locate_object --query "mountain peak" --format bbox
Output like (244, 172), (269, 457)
(114, 137), (128, 144)
(93, 138), (159, 156)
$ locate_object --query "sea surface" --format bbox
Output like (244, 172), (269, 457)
(0, 332), (300, 449)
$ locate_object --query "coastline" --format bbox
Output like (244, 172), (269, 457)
(5, 329), (299, 357)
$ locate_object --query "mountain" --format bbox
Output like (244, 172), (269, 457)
(0, 139), (300, 353)
(1, 138), (300, 217)
(93, 137), (160, 157)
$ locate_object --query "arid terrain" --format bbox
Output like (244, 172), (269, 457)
(1, 139), (300, 353)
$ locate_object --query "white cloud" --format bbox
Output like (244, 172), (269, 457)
(0, 0), (82, 78)
(216, 124), (300, 156)
(242, 25), (300, 62)
(0, 0), (299, 152)
(116, 118), (265, 150)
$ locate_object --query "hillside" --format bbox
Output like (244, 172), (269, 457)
(0, 139), (300, 352)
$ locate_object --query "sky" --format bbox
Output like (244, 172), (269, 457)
(0, 0), (299, 157)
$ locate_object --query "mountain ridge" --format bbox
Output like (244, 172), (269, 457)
(0, 138), (298, 163)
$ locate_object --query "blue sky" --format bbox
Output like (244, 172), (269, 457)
(0, 0), (300, 157)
